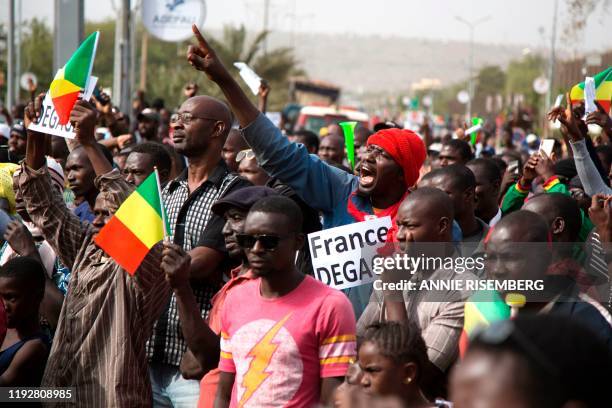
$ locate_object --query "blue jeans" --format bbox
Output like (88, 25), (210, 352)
(149, 362), (200, 408)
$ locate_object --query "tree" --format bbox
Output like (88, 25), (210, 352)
(562, 0), (610, 44)
(505, 54), (545, 112)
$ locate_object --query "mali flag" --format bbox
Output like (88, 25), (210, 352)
(458, 290), (510, 358)
(49, 31), (99, 125)
(569, 67), (612, 113)
(94, 170), (169, 275)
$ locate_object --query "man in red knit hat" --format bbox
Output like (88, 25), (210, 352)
(184, 25), (427, 316)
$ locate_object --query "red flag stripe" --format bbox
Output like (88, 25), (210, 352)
(94, 216), (150, 275)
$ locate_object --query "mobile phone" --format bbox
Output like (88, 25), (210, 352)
(540, 139), (555, 157)
(508, 160), (519, 174)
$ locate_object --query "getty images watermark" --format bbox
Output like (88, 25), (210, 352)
(371, 253), (545, 293)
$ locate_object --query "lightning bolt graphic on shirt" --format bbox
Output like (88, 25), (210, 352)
(239, 313), (292, 407)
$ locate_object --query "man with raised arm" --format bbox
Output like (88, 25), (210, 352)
(186, 25), (427, 316)
(17, 96), (174, 407)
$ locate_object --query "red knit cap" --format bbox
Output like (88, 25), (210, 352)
(366, 128), (427, 188)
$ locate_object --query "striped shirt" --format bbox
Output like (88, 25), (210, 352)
(17, 165), (171, 407)
(146, 161), (249, 366)
(357, 266), (474, 371)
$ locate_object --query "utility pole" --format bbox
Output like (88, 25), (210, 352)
(6, 0), (15, 109)
(546, 0), (559, 113)
(54, 0), (84, 71)
(263, 0), (270, 55)
(113, 0), (131, 114)
(455, 15), (491, 121)
(15, 0), (21, 102)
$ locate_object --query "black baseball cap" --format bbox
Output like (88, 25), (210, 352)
(212, 186), (279, 216)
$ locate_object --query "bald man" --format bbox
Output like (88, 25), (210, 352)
(318, 134), (346, 166)
(222, 128), (248, 172)
(522, 193), (610, 305)
(358, 188), (473, 375)
(149, 95), (250, 406)
(484, 211), (611, 349)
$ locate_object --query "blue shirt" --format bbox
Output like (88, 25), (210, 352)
(74, 201), (95, 223)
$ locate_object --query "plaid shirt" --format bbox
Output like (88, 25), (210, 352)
(146, 160), (246, 366)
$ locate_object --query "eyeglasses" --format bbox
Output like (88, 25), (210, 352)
(236, 233), (291, 251)
(472, 320), (559, 378)
(235, 149), (255, 162)
(170, 112), (219, 125)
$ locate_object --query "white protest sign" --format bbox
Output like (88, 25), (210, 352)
(28, 76), (98, 139)
(465, 123), (482, 135)
(583, 77), (597, 118)
(309, 216), (392, 290)
(233, 62), (262, 95)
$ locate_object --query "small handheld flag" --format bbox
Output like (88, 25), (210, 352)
(467, 117), (483, 146)
(50, 31), (100, 125)
(569, 67), (612, 113)
(94, 169), (168, 275)
(339, 121), (357, 171)
(459, 290), (510, 357)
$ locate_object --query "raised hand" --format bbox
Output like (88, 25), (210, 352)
(184, 82), (198, 98)
(69, 100), (98, 146)
(521, 154), (539, 183)
(187, 24), (230, 83)
(161, 241), (192, 290)
(588, 194), (612, 243)
(548, 93), (587, 142)
(24, 93), (46, 129)
(535, 151), (555, 180)
(3, 220), (37, 257)
(92, 90), (112, 116)
(585, 100), (612, 130)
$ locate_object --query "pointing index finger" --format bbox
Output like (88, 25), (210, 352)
(192, 24), (210, 52)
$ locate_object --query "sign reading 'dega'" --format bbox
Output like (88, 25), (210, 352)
(308, 216), (391, 290)
(142, 0), (207, 42)
(28, 77), (98, 139)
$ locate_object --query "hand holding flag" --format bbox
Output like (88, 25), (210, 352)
(94, 169), (169, 275)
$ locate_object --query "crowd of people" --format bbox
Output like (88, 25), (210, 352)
(0, 24), (610, 407)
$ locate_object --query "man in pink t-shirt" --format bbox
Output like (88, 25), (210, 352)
(215, 196), (356, 408)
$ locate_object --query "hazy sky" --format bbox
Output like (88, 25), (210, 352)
(2, 0), (609, 52)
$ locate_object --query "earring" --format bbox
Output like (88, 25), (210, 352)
(403, 377), (412, 384)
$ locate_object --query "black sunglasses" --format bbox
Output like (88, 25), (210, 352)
(236, 233), (291, 251)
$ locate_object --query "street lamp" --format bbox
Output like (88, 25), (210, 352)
(455, 15), (491, 120)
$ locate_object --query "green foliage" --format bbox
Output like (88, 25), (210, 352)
(505, 54), (545, 109)
(476, 65), (506, 96)
(15, 18), (53, 101)
(9, 19), (301, 111)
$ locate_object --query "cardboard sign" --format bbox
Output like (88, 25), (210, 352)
(28, 77), (97, 139)
(308, 216), (392, 290)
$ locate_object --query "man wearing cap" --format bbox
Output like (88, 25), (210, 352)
(162, 186), (279, 408)
(186, 26), (426, 316)
(136, 108), (161, 143)
(8, 121), (28, 163)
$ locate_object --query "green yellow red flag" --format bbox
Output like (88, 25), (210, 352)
(94, 169), (168, 275)
(49, 31), (99, 125)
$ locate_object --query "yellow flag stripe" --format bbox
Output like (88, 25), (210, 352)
(50, 78), (82, 98)
(115, 192), (164, 248)
(463, 302), (488, 334)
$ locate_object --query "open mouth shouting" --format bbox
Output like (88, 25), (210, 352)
(359, 162), (377, 190)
